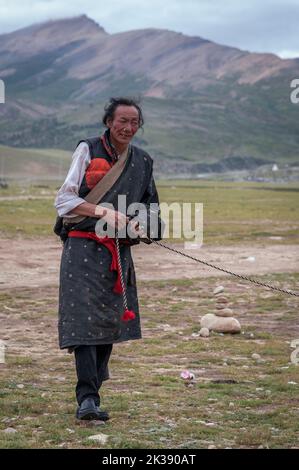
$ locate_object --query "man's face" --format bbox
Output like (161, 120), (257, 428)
(107, 105), (140, 147)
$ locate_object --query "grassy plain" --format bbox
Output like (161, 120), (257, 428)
(1, 274), (299, 448)
(0, 180), (299, 244)
(0, 180), (298, 448)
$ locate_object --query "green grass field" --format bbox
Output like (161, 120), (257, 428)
(1, 274), (299, 448)
(0, 180), (298, 244)
(0, 145), (72, 180)
(1, 180), (299, 448)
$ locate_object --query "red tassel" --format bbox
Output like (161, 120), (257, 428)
(121, 309), (136, 322)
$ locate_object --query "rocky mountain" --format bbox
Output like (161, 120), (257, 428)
(0, 15), (298, 176)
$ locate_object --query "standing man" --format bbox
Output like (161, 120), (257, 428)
(54, 97), (163, 421)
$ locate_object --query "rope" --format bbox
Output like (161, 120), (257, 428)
(148, 238), (299, 298)
(115, 235), (128, 310)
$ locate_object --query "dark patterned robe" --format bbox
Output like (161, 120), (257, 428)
(58, 134), (163, 349)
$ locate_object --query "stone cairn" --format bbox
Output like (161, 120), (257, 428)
(199, 285), (241, 336)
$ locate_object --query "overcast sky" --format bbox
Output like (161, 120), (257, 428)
(0, 0), (298, 58)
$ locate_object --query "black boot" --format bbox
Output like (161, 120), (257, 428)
(76, 398), (110, 421)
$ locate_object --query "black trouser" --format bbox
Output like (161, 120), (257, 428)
(74, 344), (113, 406)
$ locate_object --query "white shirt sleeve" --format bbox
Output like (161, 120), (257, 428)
(54, 142), (91, 218)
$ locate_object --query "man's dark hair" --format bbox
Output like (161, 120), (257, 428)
(102, 97), (144, 128)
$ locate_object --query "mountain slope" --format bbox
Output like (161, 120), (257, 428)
(0, 15), (298, 174)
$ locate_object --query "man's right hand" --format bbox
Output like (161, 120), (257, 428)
(96, 206), (129, 231)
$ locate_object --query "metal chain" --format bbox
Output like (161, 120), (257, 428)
(149, 238), (299, 297)
(115, 235), (128, 310)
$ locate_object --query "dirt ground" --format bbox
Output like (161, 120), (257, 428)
(1, 236), (299, 449)
(0, 236), (298, 290)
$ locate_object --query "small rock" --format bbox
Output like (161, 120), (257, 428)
(199, 327), (209, 337)
(271, 427), (280, 433)
(201, 314), (241, 334)
(91, 420), (107, 427)
(87, 433), (108, 444)
(215, 296), (229, 304)
(4, 427), (17, 434)
(215, 308), (234, 317)
(199, 420), (216, 427)
(208, 444), (216, 449)
(229, 402), (234, 407)
(200, 314), (218, 329)
(252, 353), (261, 360)
(246, 256), (256, 262)
(17, 384), (24, 389)
(213, 286), (224, 295)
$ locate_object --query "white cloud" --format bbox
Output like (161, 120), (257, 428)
(278, 50), (299, 59)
